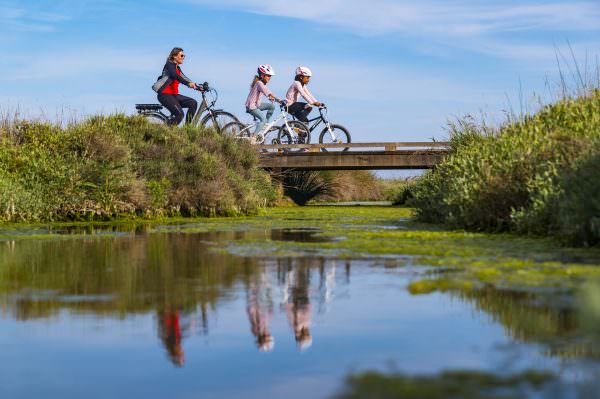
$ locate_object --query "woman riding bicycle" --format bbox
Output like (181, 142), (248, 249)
(154, 47), (200, 126)
(285, 66), (322, 123)
(245, 64), (279, 134)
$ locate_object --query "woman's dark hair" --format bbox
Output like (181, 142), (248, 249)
(295, 74), (306, 86)
(167, 47), (184, 63)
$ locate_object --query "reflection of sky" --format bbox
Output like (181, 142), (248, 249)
(0, 260), (559, 399)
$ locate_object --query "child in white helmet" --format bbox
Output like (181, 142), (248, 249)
(245, 64), (278, 134)
(285, 66), (322, 123)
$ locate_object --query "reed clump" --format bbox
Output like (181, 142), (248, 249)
(410, 89), (600, 246)
(0, 114), (279, 221)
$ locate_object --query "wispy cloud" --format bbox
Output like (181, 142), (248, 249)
(186, 0), (600, 36)
(0, 3), (72, 34)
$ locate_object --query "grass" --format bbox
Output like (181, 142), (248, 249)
(0, 114), (279, 221)
(409, 88), (600, 246)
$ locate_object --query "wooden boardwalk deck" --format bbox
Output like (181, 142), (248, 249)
(257, 142), (450, 171)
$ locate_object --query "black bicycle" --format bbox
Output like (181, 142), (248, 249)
(135, 83), (238, 132)
(296, 105), (351, 152)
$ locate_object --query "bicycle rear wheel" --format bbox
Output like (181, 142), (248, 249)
(319, 124), (351, 152)
(200, 111), (239, 133)
(277, 121), (311, 152)
(143, 113), (168, 125)
(220, 121), (247, 138)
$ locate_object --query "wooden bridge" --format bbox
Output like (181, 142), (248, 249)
(257, 142), (450, 171)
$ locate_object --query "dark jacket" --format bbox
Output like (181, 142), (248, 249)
(153, 61), (193, 94)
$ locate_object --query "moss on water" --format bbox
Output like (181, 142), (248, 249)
(2, 206), (600, 295)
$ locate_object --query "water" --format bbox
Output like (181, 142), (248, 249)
(0, 210), (599, 398)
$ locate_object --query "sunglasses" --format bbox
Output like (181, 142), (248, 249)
(178, 54), (185, 58)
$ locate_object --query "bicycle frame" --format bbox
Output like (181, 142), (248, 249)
(138, 89), (219, 125)
(306, 107), (338, 142)
(237, 103), (299, 143)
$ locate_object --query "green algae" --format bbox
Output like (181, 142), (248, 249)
(2, 206), (600, 295)
(332, 369), (556, 399)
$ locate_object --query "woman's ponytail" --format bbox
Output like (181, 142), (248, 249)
(250, 75), (260, 88)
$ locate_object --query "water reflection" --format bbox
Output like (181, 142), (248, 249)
(0, 230), (599, 370)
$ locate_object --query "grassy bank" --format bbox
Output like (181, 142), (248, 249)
(0, 114), (278, 221)
(410, 89), (600, 246)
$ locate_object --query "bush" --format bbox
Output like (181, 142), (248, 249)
(0, 114), (279, 221)
(410, 89), (600, 244)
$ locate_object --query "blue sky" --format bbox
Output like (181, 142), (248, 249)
(1, 0), (599, 143)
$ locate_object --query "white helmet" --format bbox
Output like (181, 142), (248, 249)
(258, 64), (275, 76)
(296, 66), (312, 77)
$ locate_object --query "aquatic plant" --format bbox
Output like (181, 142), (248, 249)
(282, 171), (336, 206)
(331, 369), (554, 399)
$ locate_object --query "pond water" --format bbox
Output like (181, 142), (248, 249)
(0, 207), (599, 398)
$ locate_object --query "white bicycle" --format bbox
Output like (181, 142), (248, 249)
(221, 100), (310, 152)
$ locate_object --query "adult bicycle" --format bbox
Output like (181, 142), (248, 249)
(300, 104), (350, 152)
(135, 83), (238, 132)
(221, 100), (310, 152)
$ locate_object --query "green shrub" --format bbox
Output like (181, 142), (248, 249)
(0, 114), (279, 221)
(410, 89), (600, 244)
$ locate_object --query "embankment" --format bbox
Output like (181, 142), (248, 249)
(0, 115), (278, 221)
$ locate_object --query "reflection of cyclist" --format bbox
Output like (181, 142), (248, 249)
(245, 64), (278, 135)
(158, 308), (185, 366)
(153, 47), (200, 126)
(283, 266), (313, 351)
(285, 66), (322, 123)
(246, 270), (275, 352)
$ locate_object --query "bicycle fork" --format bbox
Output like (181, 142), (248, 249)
(324, 122), (339, 143)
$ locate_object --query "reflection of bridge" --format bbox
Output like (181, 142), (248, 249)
(257, 142), (450, 171)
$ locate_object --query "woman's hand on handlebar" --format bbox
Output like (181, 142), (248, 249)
(189, 82), (198, 90)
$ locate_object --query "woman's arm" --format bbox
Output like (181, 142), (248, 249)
(165, 62), (194, 86)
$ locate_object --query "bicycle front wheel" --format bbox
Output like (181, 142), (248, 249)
(278, 121), (311, 152)
(220, 121), (247, 138)
(200, 111), (239, 133)
(319, 124), (351, 152)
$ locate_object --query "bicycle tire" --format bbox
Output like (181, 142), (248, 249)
(319, 124), (351, 152)
(200, 111), (239, 133)
(220, 121), (247, 138)
(143, 113), (168, 125)
(277, 121), (311, 152)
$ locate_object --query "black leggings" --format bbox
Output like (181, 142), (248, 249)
(288, 102), (312, 123)
(157, 93), (198, 125)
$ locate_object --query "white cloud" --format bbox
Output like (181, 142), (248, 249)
(0, 4), (73, 34)
(186, 0), (600, 36)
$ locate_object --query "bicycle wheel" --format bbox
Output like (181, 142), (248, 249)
(319, 124), (351, 152)
(220, 121), (247, 138)
(143, 113), (168, 125)
(278, 121), (311, 152)
(261, 126), (281, 152)
(200, 111), (239, 133)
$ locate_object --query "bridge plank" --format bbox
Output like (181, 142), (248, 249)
(256, 141), (449, 150)
(259, 149), (449, 170)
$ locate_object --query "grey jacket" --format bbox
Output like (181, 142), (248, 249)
(152, 61), (193, 93)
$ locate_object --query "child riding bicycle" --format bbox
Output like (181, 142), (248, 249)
(245, 64), (281, 134)
(285, 66), (322, 123)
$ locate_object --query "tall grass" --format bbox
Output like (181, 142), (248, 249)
(0, 114), (279, 221)
(410, 84), (600, 246)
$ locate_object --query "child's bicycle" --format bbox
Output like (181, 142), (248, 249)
(135, 83), (239, 132)
(221, 100), (311, 152)
(301, 104), (351, 152)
